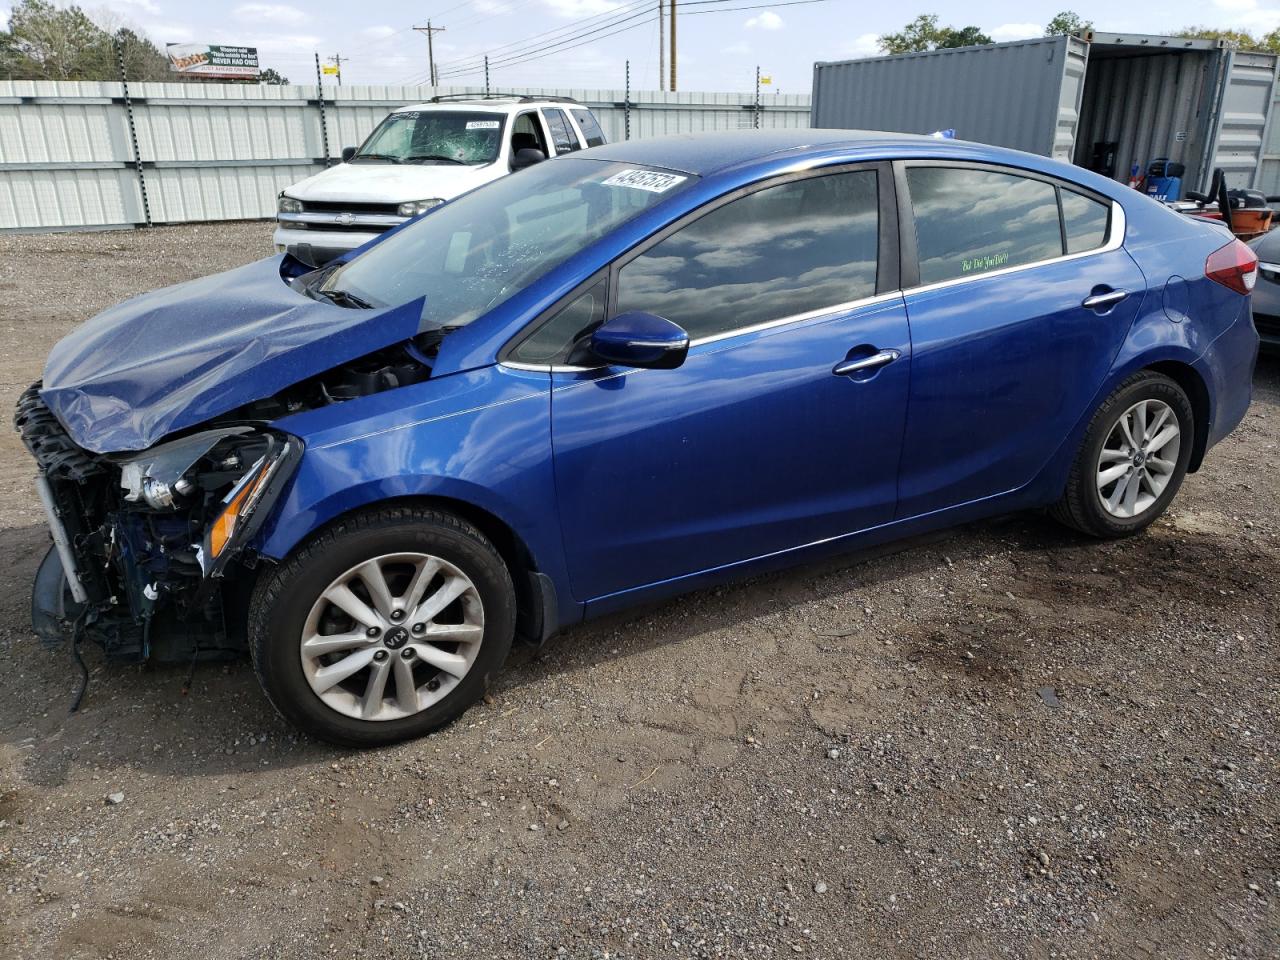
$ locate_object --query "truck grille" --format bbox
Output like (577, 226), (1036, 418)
(302, 199), (401, 216)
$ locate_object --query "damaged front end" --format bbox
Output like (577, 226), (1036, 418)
(16, 383), (300, 665)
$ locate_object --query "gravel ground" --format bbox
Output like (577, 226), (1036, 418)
(0, 223), (1276, 959)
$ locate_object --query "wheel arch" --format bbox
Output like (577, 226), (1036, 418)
(259, 487), (566, 646)
(1144, 359), (1211, 472)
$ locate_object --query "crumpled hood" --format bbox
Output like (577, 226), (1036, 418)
(41, 256), (421, 454)
(286, 161), (497, 204)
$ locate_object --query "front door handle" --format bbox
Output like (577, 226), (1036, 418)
(833, 348), (901, 377)
(1082, 289), (1129, 311)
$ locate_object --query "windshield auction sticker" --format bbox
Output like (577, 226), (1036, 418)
(466, 120), (500, 130)
(601, 169), (688, 193)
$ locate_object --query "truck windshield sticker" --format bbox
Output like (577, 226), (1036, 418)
(601, 169), (688, 193)
(962, 251), (1010, 273)
(466, 120), (500, 130)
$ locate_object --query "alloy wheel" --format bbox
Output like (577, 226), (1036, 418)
(1095, 398), (1181, 519)
(299, 552), (485, 721)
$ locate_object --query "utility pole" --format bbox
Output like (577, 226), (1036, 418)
(668, 0), (677, 92)
(658, 0), (665, 92)
(329, 52), (345, 85)
(413, 21), (445, 86)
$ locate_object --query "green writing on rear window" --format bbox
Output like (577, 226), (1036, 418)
(962, 252), (1010, 273)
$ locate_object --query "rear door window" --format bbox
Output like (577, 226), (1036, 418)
(543, 108), (579, 154)
(906, 166), (1064, 285)
(571, 109), (607, 147)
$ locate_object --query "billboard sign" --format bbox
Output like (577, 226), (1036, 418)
(167, 43), (260, 80)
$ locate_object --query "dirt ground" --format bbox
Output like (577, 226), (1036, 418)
(0, 223), (1275, 959)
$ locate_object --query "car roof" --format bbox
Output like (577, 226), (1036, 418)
(580, 129), (946, 176)
(393, 99), (579, 114)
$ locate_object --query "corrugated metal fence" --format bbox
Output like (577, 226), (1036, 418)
(0, 81), (810, 231)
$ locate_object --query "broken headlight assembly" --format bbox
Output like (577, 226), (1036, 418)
(117, 426), (302, 580)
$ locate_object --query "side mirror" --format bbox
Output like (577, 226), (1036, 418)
(511, 147), (546, 170)
(341, 146), (357, 163)
(589, 312), (689, 370)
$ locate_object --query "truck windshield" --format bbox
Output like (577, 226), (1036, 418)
(353, 110), (506, 165)
(320, 159), (696, 329)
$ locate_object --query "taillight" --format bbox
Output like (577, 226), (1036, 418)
(1205, 239), (1258, 295)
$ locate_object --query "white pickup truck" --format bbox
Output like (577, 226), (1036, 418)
(273, 95), (608, 265)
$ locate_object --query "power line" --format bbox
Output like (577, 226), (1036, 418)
(435, 0), (830, 81)
(436, 0), (656, 75)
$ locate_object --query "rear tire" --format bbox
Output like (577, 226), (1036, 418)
(1050, 371), (1194, 538)
(249, 506), (515, 747)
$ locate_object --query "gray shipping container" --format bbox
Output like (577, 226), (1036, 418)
(811, 32), (1279, 194)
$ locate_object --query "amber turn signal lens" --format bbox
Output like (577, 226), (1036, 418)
(208, 463), (272, 559)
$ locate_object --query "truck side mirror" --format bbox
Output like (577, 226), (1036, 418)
(341, 146), (356, 163)
(512, 148), (546, 170)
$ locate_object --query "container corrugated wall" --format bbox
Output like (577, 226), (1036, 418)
(1072, 49), (1215, 189)
(0, 81), (810, 231)
(811, 37), (1087, 159)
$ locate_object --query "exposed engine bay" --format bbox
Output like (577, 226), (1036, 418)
(14, 333), (441, 670)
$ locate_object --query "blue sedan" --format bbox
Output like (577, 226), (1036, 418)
(18, 131), (1259, 745)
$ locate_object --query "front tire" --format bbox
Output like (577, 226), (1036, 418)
(1051, 371), (1194, 538)
(249, 506), (515, 747)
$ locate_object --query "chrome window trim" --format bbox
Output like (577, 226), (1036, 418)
(500, 290), (902, 373)
(500, 176), (1127, 374)
(906, 199), (1126, 297)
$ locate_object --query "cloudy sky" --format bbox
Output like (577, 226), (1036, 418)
(4, 0), (1279, 92)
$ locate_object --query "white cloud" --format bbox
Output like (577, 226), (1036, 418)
(95, 0), (160, 14)
(845, 32), (880, 57)
(147, 22), (196, 44)
(234, 3), (308, 25)
(989, 22), (1041, 41)
(543, 0), (622, 17)
(1207, 0), (1280, 31)
(473, 0), (513, 12)
(745, 10), (784, 30)
(721, 41), (752, 56)
(361, 25), (397, 40)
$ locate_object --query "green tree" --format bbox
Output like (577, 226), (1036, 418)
(0, 0), (174, 81)
(1, 0), (106, 79)
(1176, 26), (1280, 53)
(879, 14), (991, 54)
(112, 27), (174, 81)
(938, 25), (991, 48)
(1045, 11), (1093, 36)
(259, 67), (290, 85)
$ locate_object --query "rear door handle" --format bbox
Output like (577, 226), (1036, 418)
(833, 348), (900, 377)
(1082, 289), (1129, 310)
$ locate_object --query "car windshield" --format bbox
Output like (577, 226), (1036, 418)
(320, 159), (697, 329)
(353, 110), (506, 165)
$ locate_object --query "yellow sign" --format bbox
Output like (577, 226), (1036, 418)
(760, 75), (772, 85)
(322, 64), (340, 75)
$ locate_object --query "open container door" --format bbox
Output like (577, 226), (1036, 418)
(1205, 47), (1280, 191)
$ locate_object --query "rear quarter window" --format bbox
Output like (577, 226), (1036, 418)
(1061, 190), (1111, 254)
(571, 109), (607, 147)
